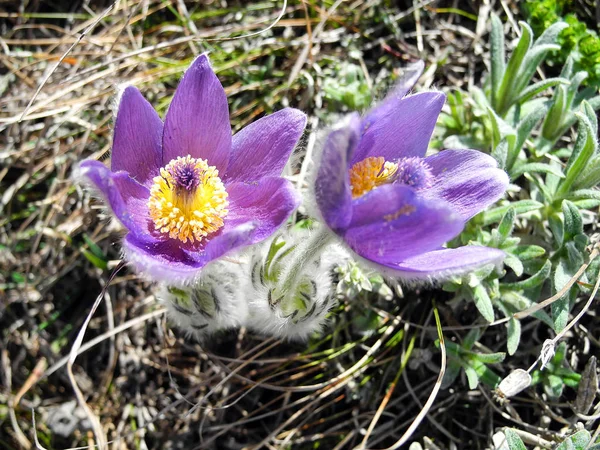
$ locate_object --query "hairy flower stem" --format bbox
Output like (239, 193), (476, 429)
(280, 226), (334, 296)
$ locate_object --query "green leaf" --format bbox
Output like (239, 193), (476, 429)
(552, 258), (575, 332)
(526, 171), (554, 203)
(471, 284), (495, 322)
(482, 200), (543, 225)
(514, 104), (549, 158)
(504, 429), (527, 450)
(516, 44), (561, 94)
(565, 242), (585, 270)
(497, 21), (533, 115)
(582, 100), (598, 136)
(546, 374), (565, 399)
(573, 155), (600, 189)
(549, 213), (564, 246)
(507, 318), (521, 355)
(566, 71), (588, 109)
(468, 351), (506, 364)
(441, 359), (462, 389)
(572, 199), (600, 209)
(558, 106), (598, 196)
(509, 245), (546, 261)
(568, 189), (600, 200)
(513, 77), (570, 105)
(545, 159), (563, 195)
(82, 234), (105, 260)
(81, 248), (108, 270)
(553, 341), (567, 365)
(560, 55), (574, 80)
(488, 107), (516, 150)
(554, 430), (591, 450)
(562, 200), (583, 240)
(503, 259), (552, 290)
(504, 253), (524, 277)
(535, 20), (569, 46)
(543, 84), (568, 142)
(515, 20), (568, 95)
(491, 138), (509, 169)
(464, 365), (480, 390)
(473, 359), (502, 387)
(11, 272), (25, 284)
(511, 162), (565, 180)
(498, 207), (515, 240)
(463, 328), (482, 351)
(490, 14), (506, 110)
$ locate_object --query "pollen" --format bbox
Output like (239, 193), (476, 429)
(148, 155), (228, 244)
(349, 156), (398, 199)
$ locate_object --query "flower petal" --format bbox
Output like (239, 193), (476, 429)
(163, 54), (231, 172)
(78, 160), (154, 242)
(225, 108), (307, 182)
(314, 113), (361, 231)
(424, 149), (509, 220)
(343, 184), (463, 264)
(351, 91), (445, 165)
(377, 246), (506, 281)
(226, 177), (300, 242)
(378, 60), (424, 103)
(111, 86), (163, 185)
(122, 223), (256, 283)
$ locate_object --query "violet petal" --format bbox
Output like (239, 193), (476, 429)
(225, 108), (307, 182)
(122, 224), (256, 282)
(344, 184), (464, 264)
(163, 54), (231, 172)
(226, 176), (300, 242)
(389, 60), (425, 99)
(380, 246), (506, 280)
(351, 92), (445, 165)
(78, 160), (155, 242)
(314, 113), (361, 231)
(424, 149), (509, 220)
(111, 86), (163, 185)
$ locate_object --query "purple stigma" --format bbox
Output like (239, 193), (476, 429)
(396, 157), (434, 190)
(171, 160), (201, 191)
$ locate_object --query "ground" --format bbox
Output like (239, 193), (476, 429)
(1, 1), (599, 449)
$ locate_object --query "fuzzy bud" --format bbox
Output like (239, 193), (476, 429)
(157, 260), (248, 339)
(245, 230), (342, 340)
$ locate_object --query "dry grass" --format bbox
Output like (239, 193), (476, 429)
(1, 1), (598, 449)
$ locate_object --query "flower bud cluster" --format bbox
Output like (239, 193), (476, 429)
(158, 229), (342, 340)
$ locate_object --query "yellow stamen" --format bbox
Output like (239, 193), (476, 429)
(349, 156), (398, 199)
(148, 156), (228, 244)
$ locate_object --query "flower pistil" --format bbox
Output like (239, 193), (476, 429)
(349, 156), (398, 199)
(349, 156), (435, 199)
(148, 155), (228, 243)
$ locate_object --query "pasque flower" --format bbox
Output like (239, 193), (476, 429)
(313, 61), (509, 281)
(78, 55), (305, 282)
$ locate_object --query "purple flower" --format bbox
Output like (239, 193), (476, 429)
(314, 61), (509, 281)
(78, 55), (305, 282)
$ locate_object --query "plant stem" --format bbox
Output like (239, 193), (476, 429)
(280, 226), (334, 294)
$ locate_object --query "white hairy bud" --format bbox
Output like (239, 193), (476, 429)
(244, 229), (343, 340)
(157, 260), (248, 339)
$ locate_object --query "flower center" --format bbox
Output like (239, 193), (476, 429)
(148, 155), (228, 244)
(349, 156), (399, 199)
(349, 156), (434, 199)
(396, 157), (435, 190)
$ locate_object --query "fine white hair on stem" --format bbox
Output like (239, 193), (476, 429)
(244, 230), (343, 340)
(157, 260), (249, 340)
